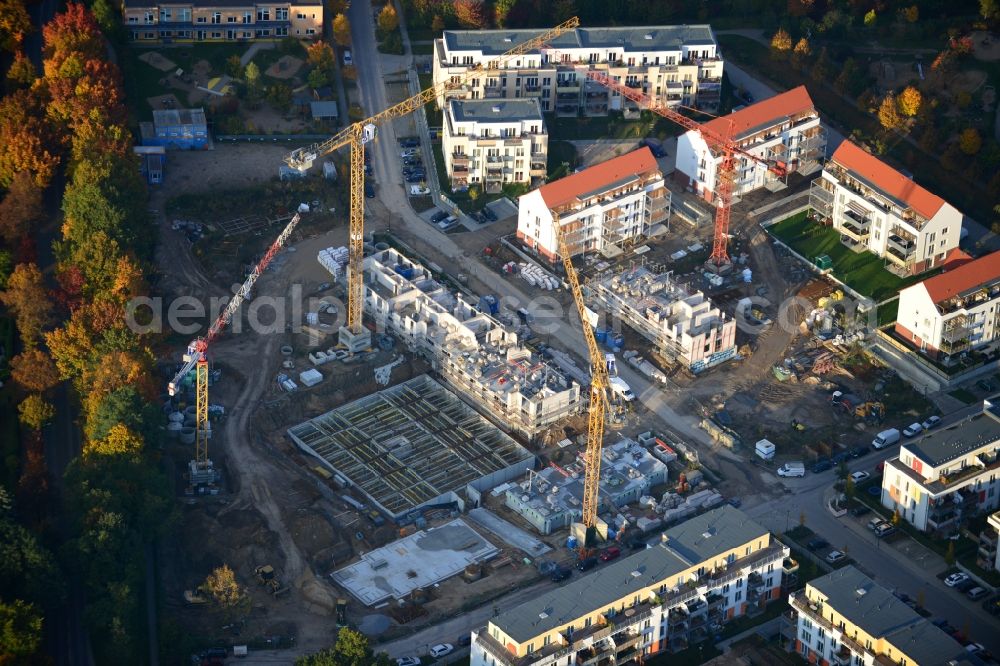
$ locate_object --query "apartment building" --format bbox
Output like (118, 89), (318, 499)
(675, 86), (826, 201)
(590, 265), (737, 372)
(978, 511), (1000, 572)
(358, 247), (581, 437)
(122, 0), (322, 42)
(790, 566), (967, 666)
(470, 506), (788, 665)
(442, 99), (547, 192)
(433, 26), (723, 117)
(881, 399), (1000, 534)
(810, 140), (963, 276)
(516, 147), (669, 260)
(895, 250), (1000, 362)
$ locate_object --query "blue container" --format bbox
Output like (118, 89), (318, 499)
(394, 265), (415, 280)
(612, 334), (625, 348)
(566, 536), (578, 549)
(607, 529), (616, 540)
(594, 329), (608, 344)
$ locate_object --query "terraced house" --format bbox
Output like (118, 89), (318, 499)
(470, 506), (789, 665)
(789, 566), (967, 665)
(810, 140), (963, 276)
(122, 0), (322, 41)
(432, 26), (723, 117)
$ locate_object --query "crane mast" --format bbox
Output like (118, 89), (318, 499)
(282, 18), (581, 350)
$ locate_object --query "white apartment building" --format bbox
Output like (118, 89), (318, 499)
(895, 250), (1000, 362)
(790, 566), (967, 666)
(810, 140), (963, 276)
(881, 399), (1000, 534)
(471, 506), (788, 665)
(675, 86), (826, 201)
(591, 266), (737, 373)
(433, 26), (723, 117)
(442, 99), (548, 192)
(360, 247), (581, 437)
(516, 147), (669, 260)
(979, 511), (1000, 572)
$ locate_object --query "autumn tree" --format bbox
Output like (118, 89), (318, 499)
(0, 171), (44, 245)
(225, 54), (242, 78)
(792, 37), (811, 69)
(431, 14), (445, 32)
(10, 349), (61, 393)
(0, 91), (60, 188)
(454, 0), (485, 28)
(1, 263), (54, 347)
(0, 0), (32, 52)
(332, 13), (351, 48)
(89, 0), (120, 34)
(877, 93), (902, 130)
(959, 128), (982, 155)
(41, 3), (104, 81)
(84, 423), (144, 458)
(864, 9), (877, 25)
(307, 41), (335, 70)
(493, 0), (517, 26)
(787, 0), (814, 17)
(6, 51), (36, 87)
(809, 47), (831, 81)
(307, 67), (329, 89)
(18, 395), (55, 430)
(896, 86), (922, 117)
(900, 5), (919, 22)
(203, 564), (246, 616)
(982, 0), (999, 21)
(245, 61), (261, 92)
(378, 3), (398, 35)
(295, 628), (391, 666)
(770, 28), (792, 56)
(0, 599), (42, 658)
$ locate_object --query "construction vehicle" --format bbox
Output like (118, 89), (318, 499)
(581, 71), (785, 267)
(282, 18), (580, 353)
(183, 588), (210, 606)
(167, 213), (302, 486)
(254, 564), (288, 597)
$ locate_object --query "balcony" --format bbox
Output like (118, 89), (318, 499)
(451, 152), (469, 165)
(840, 235), (866, 253)
(556, 80), (580, 92)
(886, 233), (916, 256)
(484, 86), (503, 98)
(840, 218), (870, 242)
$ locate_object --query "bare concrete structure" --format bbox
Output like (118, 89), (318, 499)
(359, 247), (582, 437)
(287, 375), (534, 520)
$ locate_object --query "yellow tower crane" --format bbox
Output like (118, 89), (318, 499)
(283, 17), (580, 352)
(552, 212), (609, 550)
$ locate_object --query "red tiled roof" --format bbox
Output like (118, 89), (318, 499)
(921, 250), (1000, 304)
(831, 140), (945, 219)
(701, 85), (815, 140)
(538, 147), (658, 209)
(940, 248), (973, 272)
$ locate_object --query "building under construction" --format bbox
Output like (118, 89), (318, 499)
(504, 436), (668, 535)
(356, 247), (582, 437)
(589, 265), (737, 373)
(287, 375), (534, 521)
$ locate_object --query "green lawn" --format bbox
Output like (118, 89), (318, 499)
(546, 111), (682, 142)
(768, 211), (922, 302)
(411, 42), (434, 55)
(948, 388), (978, 404)
(547, 140), (578, 179)
(119, 46), (173, 120)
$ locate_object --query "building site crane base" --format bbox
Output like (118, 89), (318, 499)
(337, 326), (372, 354)
(703, 258), (734, 275)
(189, 459), (218, 486)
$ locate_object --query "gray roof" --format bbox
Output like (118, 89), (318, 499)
(152, 108), (206, 127)
(492, 506), (768, 643)
(448, 99), (543, 124)
(442, 25), (716, 56)
(808, 566), (966, 664)
(310, 101), (339, 118)
(125, 0), (319, 7)
(905, 406), (1000, 467)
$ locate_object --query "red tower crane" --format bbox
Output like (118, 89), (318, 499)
(583, 70), (785, 266)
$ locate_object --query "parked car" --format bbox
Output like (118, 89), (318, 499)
(402, 157), (423, 167)
(874, 523), (895, 538)
(430, 210), (449, 224)
(550, 566), (572, 582)
(811, 459), (833, 473)
(902, 423), (923, 437)
(409, 185), (431, 196)
(627, 537), (647, 550)
(396, 658), (420, 666)
(727, 497), (742, 508)
(849, 505), (870, 517)
(966, 643), (985, 655)
(436, 216), (457, 231)
(576, 556), (598, 571)
(599, 546), (621, 562)
(849, 471), (870, 483)
(364, 182), (375, 198)
(343, 49), (353, 66)
(922, 415), (942, 430)
(398, 137), (420, 148)
(405, 173), (427, 183)
(955, 578), (977, 593)
(868, 517), (887, 531)
(429, 644), (453, 658)
(400, 148), (419, 158)
(977, 379), (994, 392)
(944, 572), (970, 588)
(482, 206), (498, 221)
(457, 635), (472, 647)
(968, 587), (989, 601)
(825, 550), (847, 564)
(806, 537), (829, 551)
(850, 446), (871, 458)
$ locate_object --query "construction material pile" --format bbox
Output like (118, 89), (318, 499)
(517, 262), (560, 290)
(317, 246), (349, 280)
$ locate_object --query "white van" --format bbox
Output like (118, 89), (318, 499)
(872, 428), (901, 450)
(777, 462), (805, 477)
(609, 376), (635, 402)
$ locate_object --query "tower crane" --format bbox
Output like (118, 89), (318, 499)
(582, 70), (786, 267)
(282, 17), (580, 352)
(167, 212), (302, 485)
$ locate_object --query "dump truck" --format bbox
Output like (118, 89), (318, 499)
(625, 354), (668, 385)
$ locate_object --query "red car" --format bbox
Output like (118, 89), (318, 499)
(599, 547), (621, 562)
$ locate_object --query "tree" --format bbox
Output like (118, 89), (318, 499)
(494, 0), (517, 26)
(10, 349), (60, 393)
(244, 61), (261, 91)
(332, 14), (351, 48)
(6, 51), (36, 87)
(454, 0), (485, 27)
(377, 3), (398, 35)
(225, 54), (243, 78)
(959, 128), (982, 155)
(0, 250), (11, 289)
(982, 0), (1000, 20)
(203, 565), (244, 608)
(267, 83), (293, 112)
(307, 67), (329, 89)
(792, 37), (811, 69)
(877, 93), (902, 130)
(0, 599), (42, 658)
(90, 0), (119, 34)
(810, 47), (832, 81)
(0, 170), (44, 245)
(306, 41), (334, 70)
(84, 423), (145, 458)
(41, 3), (104, 81)
(844, 476), (856, 499)
(897, 86), (921, 117)
(0, 91), (60, 188)
(864, 9), (877, 25)
(891, 508), (901, 526)
(901, 5), (919, 22)
(945, 540), (956, 565)
(431, 14), (445, 32)
(468, 185), (480, 201)
(0, 0), (32, 52)
(1, 263), (54, 347)
(18, 394), (55, 430)
(770, 27), (792, 55)
(295, 628), (391, 666)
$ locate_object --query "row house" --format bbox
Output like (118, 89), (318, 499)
(516, 147), (670, 261)
(442, 99), (548, 192)
(810, 140), (963, 276)
(122, 0), (322, 42)
(881, 399), (1000, 534)
(675, 86), (826, 201)
(470, 506), (788, 665)
(895, 250), (1000, 363)
(433, 26), (723, 117)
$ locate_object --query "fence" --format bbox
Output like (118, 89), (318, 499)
(215, 134), (332, 142)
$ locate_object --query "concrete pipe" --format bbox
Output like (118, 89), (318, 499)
(179, 427), (196, 445)
(166, 421), (183, 439)
(168, 411), (185, 423)
(281, 345), (293, 356)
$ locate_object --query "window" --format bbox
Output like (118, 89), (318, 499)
(196, 16), (206, 23)
(128, 16), (138, 23)
(526, 643), (534, 654)
(297, 12), (305, 18)
(159, 8), (172, 21)
(305, 28), (315, 34)
(257, 8), (271, 20)
(275, 7), (288, 19)
(211, 12), (221, 23)
(243, 11), (252, 22)
(144, 11), (154, 22)
(227, 16), (237, 22)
